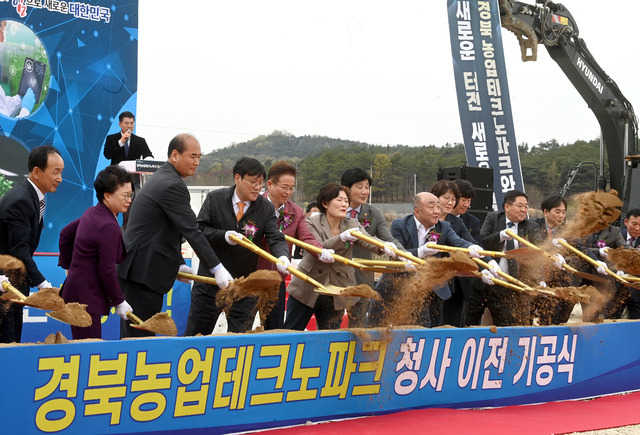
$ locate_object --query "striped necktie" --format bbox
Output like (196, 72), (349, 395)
(39, 199), (45, 222)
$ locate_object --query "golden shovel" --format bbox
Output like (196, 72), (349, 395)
(349, 230), (426, 265)
(1, 281), (65, 311)
(127, 311), (177, 336)
(284, 235), (366, 269)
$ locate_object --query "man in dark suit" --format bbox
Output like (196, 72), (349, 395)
(341, 168), (405, 327)
(103, 111), (153, 165)
(463, 190), (545, 327)
(370, 192), (484, 328)
(453, 179), (481, 243)
(0, 145), (64, 342)
(622, 208), (640, 318)
(185, 157), (290, 335)
(117, 133), (233, 338)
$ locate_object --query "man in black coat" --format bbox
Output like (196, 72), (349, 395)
(622, 208), (640, 318)
(185, 157), (290, 334)
(117, 134), (232, 338)
(103, 111), (153, 165)
(463, 190), (545, 326)
(453, 179), (481, 243)
(0, 145), (64, 342)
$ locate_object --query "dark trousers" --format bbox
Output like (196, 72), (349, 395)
(71, 312), (102, 339)
(462, 281), (531, 326)
(0, 301), (23, 343)
(442, 278), (466, 327)
(185, 281), (258, 335)
(628, 290), (640, 319)
(119, 278), (164, 338)
(263, 281), (286, 330)
(284, 295), (343, 331)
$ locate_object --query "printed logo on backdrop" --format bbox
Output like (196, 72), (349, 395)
(447, 0), (525, 208)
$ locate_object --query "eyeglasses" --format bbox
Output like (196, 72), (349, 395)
(440, 195), (457, 204)
(275, 183), (296, 193)
(118, 192), (135, 201)
(243, 177), (265, 188)
(508, 202), (529, 210)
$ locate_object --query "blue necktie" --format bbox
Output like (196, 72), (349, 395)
(124, 139), (130, 157)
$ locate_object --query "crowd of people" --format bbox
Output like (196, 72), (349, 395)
(1, 126), (639, 342)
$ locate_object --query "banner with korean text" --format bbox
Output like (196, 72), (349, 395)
(447, 0), (524, 208)
(2, 322), (639, 434)
(0, 0), (138, 252)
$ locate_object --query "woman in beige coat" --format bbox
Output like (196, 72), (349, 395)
(284, 183), (395, 330)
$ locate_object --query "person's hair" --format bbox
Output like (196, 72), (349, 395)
(541, 195), (567, 213)
(503, 190), (528, 207)
(413, 194), (423, 209)
(340, 168), (373, 189)
(306, 202), (318, 213)
(267, 161), (297, 182)
(454, 179), (475, 199)
(233, 157), (266, 179)
(28, 145), (61, 172)
(167, 133), (196, 158)
(626, 208), (640, 219)
(316, 183), (349, 214)
(431, 180), (460, 204)
(119, 111), (135, 122)
(94, 165), (134, 202)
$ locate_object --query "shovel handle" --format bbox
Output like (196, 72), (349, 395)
(2, 281), (27, 301)
(425, 242), (506, 258)
(229, 234), (330, 292)
(126, 311), (144, 325)
(472, 257), (534, 291)
(177, 271), (217, 285)
(349, 230), (425, 265)
(353, 258), (407, 268)
(284, 235), (366, 269)
(556, 239), (630, 285)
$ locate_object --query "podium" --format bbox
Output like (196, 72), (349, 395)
(118, 159), (164, 188)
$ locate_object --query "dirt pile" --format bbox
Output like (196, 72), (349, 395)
(216, 270), (282, 325)
(43, 331), (70, 344)
(138, 312), (177, 336)
(608, 247), (640, 275)
(561, 190), (622, 238)
(48, 303), (92, 327)
(339, 284), (380, 300)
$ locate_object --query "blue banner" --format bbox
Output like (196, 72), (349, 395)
(1, 322), (639, 434)
(0, 0), (138, 252)
(447, 0), (525, 207)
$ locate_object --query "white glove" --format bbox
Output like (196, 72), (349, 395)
(318, 249), (335, 263)
(481, 269), (495, 285)
(599, 247), (608, 258)
(225, 230), (243, 245)
(551, 238), (565, 248)
(487, 260), (500, 277)
(277, 256), (291, 275)
(539, 281), (547, 288)
(404, 261), (417, 272)
(595, 261), (607, 275)
(499, 229), (514, 242)
(0, 274), (8, 292)
(616, 270), (628, 277)
(417, 244), (439, 258)
(177, 264), (194, 283)
(115, 300), (132, 321)
(383, 242), (397, 258)
(36, 280), (52, 289)
(553, 253), (566, 269)
(340, 229), (358, 243)
(468, 244), (482, 258)
(212, 265), (233, 289)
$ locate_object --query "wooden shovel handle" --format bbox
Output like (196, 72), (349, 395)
(472, 257), (534, 291)
(126, 311), (144, 325)
(472, 271), (525, 292)
(229, 234), (329, 291)
(2, 281), (27, 301)
(556, 238), (630, 284)
(177, 271), (217, 285)
(353, 258), (408, 268)
(284, 235), (365, 269)
(349, 230), (425, 265)
(425, 242), (506, 258)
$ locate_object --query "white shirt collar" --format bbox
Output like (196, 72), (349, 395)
(348, 205), (362, 213)
(27, 178), (45, 202)
(232, 190), (250, 210)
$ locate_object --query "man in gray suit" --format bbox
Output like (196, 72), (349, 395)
(340, 168), (405, 327)
(118, 133), (233, 337)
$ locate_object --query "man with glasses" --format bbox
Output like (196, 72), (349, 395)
(0, 145), (64, 342)
(463, 190), (544, 326)
(185, 157), (290, 334)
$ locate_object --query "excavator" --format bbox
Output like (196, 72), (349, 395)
(498, 0), (639, 214)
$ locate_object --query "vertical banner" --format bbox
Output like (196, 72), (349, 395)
(447, 0), (524, 208)
(0, 0), (138, 251)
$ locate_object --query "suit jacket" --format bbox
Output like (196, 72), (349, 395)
(621, 228), (640, 249)
(287, 214), (379, 310)
(351, 203), (404, 288)
(194, 186), (289, 282)
(459, 212), (481, 243)
(390, 215), (473, 299)
(257, 193), (322, 275)
(103, 132), (153, 165)
(59, 202), (126, 315)
(0, 180), (44, 292)
(446, 214), (474, 243)
(480, 211), (543, 252)
(117, 162), (221, 294)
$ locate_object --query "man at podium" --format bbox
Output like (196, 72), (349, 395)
(103, 111), (153, 165)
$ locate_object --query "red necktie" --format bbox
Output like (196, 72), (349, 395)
(350, 209), (358, 219)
